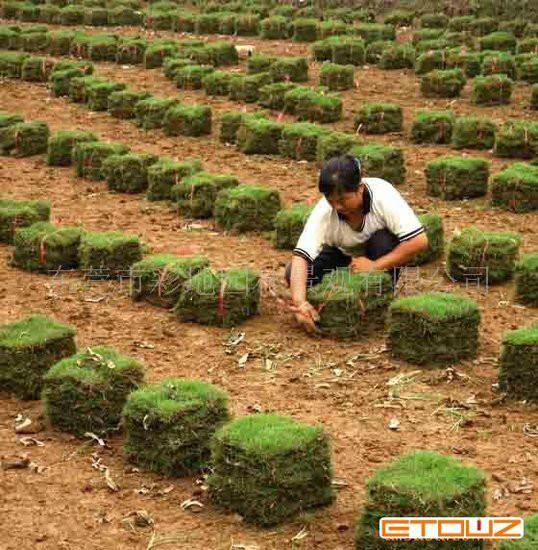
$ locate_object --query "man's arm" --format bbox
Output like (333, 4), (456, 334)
(288, 255), (320, 334)
(372, 232), (428, 270)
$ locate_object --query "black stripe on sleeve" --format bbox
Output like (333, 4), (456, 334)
(293, 248), (314, 263)
(399, 226), (425, 242)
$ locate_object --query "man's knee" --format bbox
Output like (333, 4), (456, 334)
(366, 229), (399, 261)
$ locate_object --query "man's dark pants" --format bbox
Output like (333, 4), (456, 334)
(285, 228), (400, 287)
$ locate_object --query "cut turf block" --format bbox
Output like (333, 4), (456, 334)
(312, 36), (366, 65)
(42, 346), (143, 436)
(237, 118), (285, 155)
(47, 129), (98, 167)
(130, 253), (209, 307)
(494, 121), (538, 159)
(284, 88), (342, 123)
(0, 111), (23, 128)
(0, 51), (29, 78)
(260, 15), (291, 39)
(37, 4), (60, 23)
(203, 70), (238, 96)
(514, 253), (538, 306)
(123, 378), (229, 476)
(58, 5), (85, 25)
(279, 122), (329, 162)
(87, 81), (126, 112)
(53, 59), (94, 75)
(49, 69), (85, 97)
(447, 48), (484, 78)
(47, 30), (77, 56)
(319, 62), (354, 91)
(162, 56), (192, 79)
(316, 131), (360, 164)
(208, 413), (333, 526)
(408, 213), (444, 266)
(78, 230), (143, 278)
(12, 221), (84, 273)
(146, 157), (202, 201)
(355, 103), (402, 135)
(292, 18), (318, 42)
(258, 82), (298, 110)
(355, 23), (395, 43)
(172, 172), (239, 218)
(86, 34), (118, 62)
(218, 111), (266, 144)
(448, 15), (476, 32)
(500, 514), (538, 549)
(246, 53), (276, 75)
(134, 97), (178, 130)
(419, 13), (449, 29)
(0, 121), (49, 157)
(378, 43), (415, 70)
(163, 104), (211, 137)
(0, 198), (50, 244)
(194, 12), (220, 34)
(384, 9), (415, 27)
(268, 56), (309, 83)
(273, 203), (313, 249)
(420, 68), (466, 98)
(174, 267), (260, 327)
(499, 19), (528, 38)
(175, 64), (214, 90)
(498, 324), (538, 401)
(447, 226), (522, 284)
(452, 116), (497, 150)
(470, 16), (498, 36)
(0, 27), (20, 50)
(108, 90), (151, 119)
(517, 38), (538, 54)
(415, 49), (449, 75)
(172, 10), (197, 33)
(471, 74), (513, 105)
(355, 450), (486, 548)
(365, 40), (392, 64)
(481, 51), (516, 78)
(20, 31), (50, 53)
(214, 184), (281, 232)
(350, 143), (406, 185)
(109, 6), (143, 26)
(491, 163), (538, 213)
(480, 31), (517, 53)
(102, 153), (159, 194)
(318, 19), (348, 39)
(425, 156), (489, 200)
(0, 315), (76, 400)
(116, 36), (147, 65)
(203, 41), (238, 66)
(228, 73), (271, 103)
(412, 28), (444, 44)
(84, 7), (109, 26)
(414, 38), (450, 53)
(21, 56), (56, 82)
(143, 40), (179, 69)
(73, 141), (129, 181)
(388, 292), (480, 365)
(68, 75), (108, 104)
(410, 110), (454, 144)
(308, 269), (393, 339)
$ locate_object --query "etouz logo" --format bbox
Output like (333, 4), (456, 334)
(380, 517), (524, 540)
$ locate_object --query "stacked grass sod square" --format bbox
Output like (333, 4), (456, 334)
(317, 131), (360, 164)
(208, 413), (334, 526)
(172, 172), (238, 218)
(378, 43), (415, 70)
(12, 221), (84, 272)
(420, 68), (466, 98)
(447, 226), (522, 284)
(0, 121), (49, 157)
(260, 15), (290, 39)
(0, 197), (50, 244)
(273, 203), (313, 249)
(494, 121), (538, 159)
(68, 75), (108, 103)
(174, 267), (260, 327)
(219, 111), (266, 145)
(447, 48), (484, 78)
(414, 49), (449, 75)
(135, 97), (178, 130)
(410, 110), (454, 144)
(143, 40), (179, 69)
(163, 57), (192, 80)
(47, 129), (98, 166)
(292, 18), (318, 42)
(87, 81), (126, 111)
(0, 315), (76, 400)
(246, 54), (276, 75)
(388, 292), (480, 365)
(21, 56), (56, 82)
(268, 56), (309, 83)
(498, 324), (538, 402)
(203, 70), (238, 96)
(175, 64), (214, 90)
(491, 163), (538, 212)
(229, 73), (271, 103)
(355, 450), (486, 549)
(163, 104), (212, 137)
(350, 143), (406, 185)
(471, 74), (513, 105)
(116, 36), (147, 64)
(319, 62), (354, 91)
(73, 141), (129, 180)
(481, 51), (516, 78)
(214, 184), (281, 232)
(425, 156), (489, 199)
(355, 103), (402, 134)
(311, 36), (366, 65)
(102, 153), (159, 193)
(0, 51), (29, 78)
(146, 157), (202, 201)
(257, 83), (296, 111)
(0, 111), (23, 129)
(515, 253), (538, 305)
(122, 378), (229, 476)
(78, 230), (142, 279)
(499, 514), (538, 549)
(108, 90), (151, 119)
(355, 23), (395, 43)
(518, 56), (538, 84)
(284, 88), (342, 123)
(237, 118), (284, 155)
(278, 123), (328, 162)
(408, 213), (444, 266)
(42, 346), (144, 436)
(49, 68), (85, 97)
(480, 31), (517, 52)
(130, 253), (209, 307)
(452, 116), (497, 150)
(307, 269), (393, 339)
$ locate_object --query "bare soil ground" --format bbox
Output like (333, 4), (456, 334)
(0, 21), (537, 550)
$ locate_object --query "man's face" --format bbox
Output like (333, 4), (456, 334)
(326, 187), (362, 219)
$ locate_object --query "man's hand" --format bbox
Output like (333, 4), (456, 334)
(289, 300), (321, 334)
(351, 256), (377, 272)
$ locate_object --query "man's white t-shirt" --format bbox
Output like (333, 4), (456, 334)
(293, 177), (424, 262)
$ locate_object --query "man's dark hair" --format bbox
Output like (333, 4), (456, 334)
(318, 154), (362, 197)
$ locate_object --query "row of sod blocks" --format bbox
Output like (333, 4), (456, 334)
(0, 118), (50, 157)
